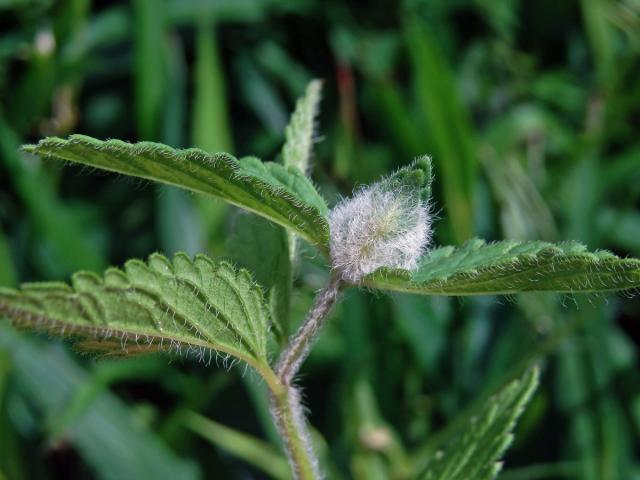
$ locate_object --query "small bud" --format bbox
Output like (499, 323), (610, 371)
(329, 158), (433, 283)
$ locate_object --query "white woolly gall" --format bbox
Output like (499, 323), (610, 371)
(329, 178), (432, 283)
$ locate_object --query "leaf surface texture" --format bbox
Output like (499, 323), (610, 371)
(0, 254), (271, 369)
(365, 239), (640, 295)
(23, 135), (330, 250)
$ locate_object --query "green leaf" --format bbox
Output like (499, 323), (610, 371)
(281, 79), (322, 264)
(420, 368), (539, 480)
(282, 79), (322, 175)
(192, 22), (233, 153)
(364, 239), (640, 295)
(0, 254), (271, 372)
(228, 213), (292, 341)
(22, 135), (330, 251)
(133, 0), (167, 139)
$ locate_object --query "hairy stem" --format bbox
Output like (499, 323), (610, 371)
(276, 274), (342, 385)
(269, 386), (319, 480)
(266, 274), (342, 479)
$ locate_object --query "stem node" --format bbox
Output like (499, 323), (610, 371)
(267, 274), (342, 479)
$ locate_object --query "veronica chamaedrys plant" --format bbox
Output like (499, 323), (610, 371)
(1, 81), (639, 480)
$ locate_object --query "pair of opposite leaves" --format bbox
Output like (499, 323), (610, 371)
(1, 132), (638, 371)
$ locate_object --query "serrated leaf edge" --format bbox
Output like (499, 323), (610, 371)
(0, 254), (274, 374)
(22, 135), (330, 251)
(363, 239), (640, 295)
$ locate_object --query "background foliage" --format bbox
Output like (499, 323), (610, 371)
(0, 0), (639, 479)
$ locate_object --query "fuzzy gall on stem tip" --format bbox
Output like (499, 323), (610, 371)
(328, 157), (433, 283)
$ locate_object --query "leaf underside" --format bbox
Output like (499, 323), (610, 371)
(0, 254), (270, 369)
(22, 135), (330, 252)
(421, 368), (539, 480)
(364, 239), (640, 295)
(228, 213), (292, 341)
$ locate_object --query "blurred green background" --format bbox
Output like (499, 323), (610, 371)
(1, 0), (639, 479)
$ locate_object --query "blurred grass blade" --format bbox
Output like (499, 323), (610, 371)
(0, 254), (273, 374)
(133, 0), (167, 139)
(7, 30), (56, 135)
(0, 229), (20, 480)
(0, 347), (26, 480)
(191, 21), (232, 253)
(563, 155), (601, 245)
(0, 227), (16, 287)
(602, 147), (640, 193)
(364, 239), (640, 295)
(182, 410), (290, 480)
(580, 0), (617, 89)
(500, 462), (580, 480)
(480, 105), (560, 240)
(48, 358), (165, 443)
(405, 20), (476, 243)
(161, 34), (187, 148)
(193, 22), (232, 153)
(390, 295), (451, 376)
(555, 311), (604, 480)
(64, 6), (131, 60)
(0, 325), (201, 480)
(23, 135), (330, 251)
(370, 77), (424, 159)
(419, 368), (539, 480)
(585, 324), (636, 479)
(157, 34), (205, 255)
(333, 61), (366, 180)
(0, 115), (105, 274)
(255, 42), (310, 96)
(598, 208), (640, 256)
(158, 186), (204, 255)
(53, 0), (91, 51)
(483, 154), (557, 241)
(476, 0), (518, 39)
(166, 0), (289, 25)
(236, 56), (288, 136)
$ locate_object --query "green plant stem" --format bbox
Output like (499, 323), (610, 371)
(261, 364), (318, 479)
(260, 362), (321, 480)
(276, 274), (342, 385)
(269, 386), (319, 480)
(265, 274), (342, 479)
